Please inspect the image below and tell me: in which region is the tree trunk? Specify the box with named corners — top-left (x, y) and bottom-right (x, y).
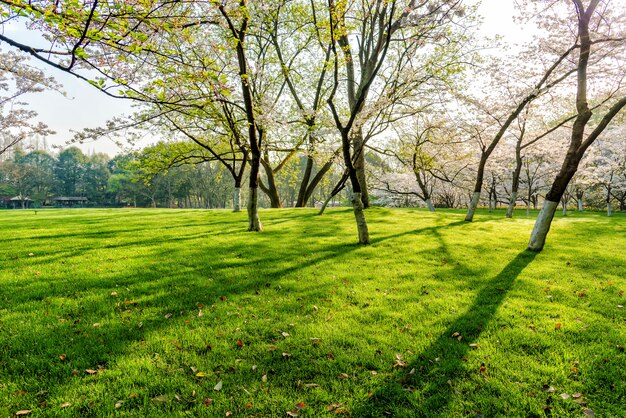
top-left (351, 192), bottom-right (369, 244)
top-left (577, 198), bottom-right (583, 211)
top-left (352, 128), bottom-right (369, 208)
top-left (247, 187), bottom-right (262, 231)
top-left (465, 192), bottom-right (481, 222)
top-left (562, 199), bottom-right (567, 216)
top-left (425, 197), bottom-right (435, 212)
top-left (506, 192), bottom-right (518, 218)
top-left (528, 200), bottom-right (559, 251)
top-left (233, 186), bottom-right (241, 212)
top-left (607, 200), bottom-right (612, 217)
top-left (296, 157), bottom-right (334, 208)
top-left (261, 158), bottom-right (282, 208)
top-left (296, 155), bottom-right (314, 207)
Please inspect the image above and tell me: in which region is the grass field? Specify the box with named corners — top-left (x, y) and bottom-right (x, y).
top-left (0, 208), bottom-right (625, 417)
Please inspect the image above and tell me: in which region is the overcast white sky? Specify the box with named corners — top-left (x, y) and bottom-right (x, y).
top-left (3, 0), bottom-right (524, 157)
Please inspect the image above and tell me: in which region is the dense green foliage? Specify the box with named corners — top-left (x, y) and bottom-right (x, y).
top-left (1, 208), bottom-right (624, 416)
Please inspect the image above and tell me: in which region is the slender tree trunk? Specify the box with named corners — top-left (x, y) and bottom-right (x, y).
top-left (507, 148), bottom-right (523, 218)
top-left (247, 187), bottom-right (262, 231)
top-left (562, 198), bottom-right (568, 216)
top-left (261, 158), bottom-right (282, 208)
top-left (465, 154), bottom-right (488, 221)
top-left (233, 186), bottom-right (241, 212)
top-left (351, 192), bottom-right (369, 244)
top-left (296, 157), bottom-right (334, 208)
top-left (577, 198), bottom-right (583, 211)
top-left (352, 128), bottom-right (369, 208)
top-left (607, 186), bottom-right (612, 217)
top-left (296, 155), bottom-right (314, 207)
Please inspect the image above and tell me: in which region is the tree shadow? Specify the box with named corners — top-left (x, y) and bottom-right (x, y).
top-left (351, 250), bottom-right (538, 417)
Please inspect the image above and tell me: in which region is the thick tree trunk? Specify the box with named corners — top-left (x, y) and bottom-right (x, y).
top-left (465, 192), bottom-right (481, 222)
top-left (607, 201), bottom-right (612, 217)
top-left (528, 200), bottom-right (559, 251)
top-left (506, 191), bottom-right (518, 218)
top-left (233, 187), bottom-right (241, 212)
top-left (351, 192), bottom-right (369, 244)
top-left (247, 187), bottom-right (262, 231)
top-left (425, 197), bottom-right (435, 212)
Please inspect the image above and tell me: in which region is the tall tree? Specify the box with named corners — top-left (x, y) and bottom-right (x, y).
top-left (528, 0), bottom-right (626, 251)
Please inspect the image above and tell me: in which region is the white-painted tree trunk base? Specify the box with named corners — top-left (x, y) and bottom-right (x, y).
top-left (528, 200), bottom-right (558, 252)
top-left (608, 202), bottom-right (612, 217)
top-left (577, 199), bottom-right (583, 211)
top-left (247, 187), bottom-right (263, 231)
top-left (506, 192), bottom-right (517, 218)
top-left (233, 187), bottom-right (241, 212)
top-left (318, 193), bottom-right (333, 215)
top-left (465, 192), bottom-right (481, 222)
top-left (352, 192), bottom-right (369, 244)
top-left (425, 198), bottom-right (435, 212)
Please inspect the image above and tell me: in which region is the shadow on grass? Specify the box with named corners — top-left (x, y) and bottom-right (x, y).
top-left (351, 250), bottom-right (538, 417)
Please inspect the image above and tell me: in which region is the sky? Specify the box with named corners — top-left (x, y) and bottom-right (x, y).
top-left (2, 0), bottom-right (524, 157)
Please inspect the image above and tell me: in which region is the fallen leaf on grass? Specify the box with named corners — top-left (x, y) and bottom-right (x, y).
top-left (262, 375), bottom-right (268, 382)
top-left (85, 369), bottom-right (98, 375)
top-left (393, 359), bottom-right (407, 368)
top-left (469, 343), bottom-right (480, 349)
top-left (479, 363), bottom-right (487, 373)
top-left (115, 400), bottom-right (124, 409)
top-left (339, 373), bottom-right (349, 379)
top-left (282, 352), bottom-right (292, 359)
top-left (110, 292), bottom-right (118, 297)
top-left (327, 403), bottom-right (348, 413)
top-left (214, 381), bottom-right (223, 391)
top-left (60, 402), bottom-right (72, 408)
top-left (59, 354), bottom-right (67, 362)
top-left (245, 403), bottom-right (253, 408)
top-left (236, 340), bottom-right (244, 348)
top-left (286, 412), bottom-right (299, 417)
top-left (203, 398), bottom-right (214, 406)
top-left (281, 332), bottom-right (290, 338)
top-left (572, 393), bottom-right (583, 399)
top-left (15, 410), bottom-right (32, 416)
top-left (543, 385), bottom-right (556, 393)
top-left (555, 322), bottom-right (562, 330)
top-left (195, 372), bottom-right (208, 377)
top-left (304, 383), bottom-right (319, 388)
top-left (164, 313), bottom-right (173, 319)
top-left (560, 393), bottom-right (570, 400)
top-left (583, 408), bottom-right (595, 417)
top-left (618, 305), bottom-right (624, 309)
top-left (152, 395), bottom-right (167, 404)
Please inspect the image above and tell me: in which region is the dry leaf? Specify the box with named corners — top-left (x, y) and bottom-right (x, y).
top-left (469, 343), bottom-right (480, 349)
top-left (339, 373), bottom-right (349, 379)
top-left (59, 354), bottom-right (67, 362)
top-left (152, 395), bottom-right (167, 404)
top-left (92, 323), bottom-right (100, 328)
top-left (60, 402), bottom-right (72, 408)
top-left (164, 313), bottom-right (173, 319)
top-left (214, 381), bottom-right (223, 391)
top-left (543, 385), bottom-right (556, 393)
top-left (85, 369), bottom-right (98, 375)
top-left (479, 363), bottom-right (487, 373)
top-left (245, 403), bottom-right (253, 408)
top-left (196, 372), bottom-right (208, 377)
top-left (555, 322), bottom-right (562, 330)
top-left (110, 292), bottom-right (118, 297)
top-left (282, 352), bottom-right (292, 359)
top-left (262, 374), bottom-right (268, 382)
top-left (583, 408), bottom-right (595, 417)
top-left (286, 411), bottom-right (299, 417)
top-left (115, 400), bottom-right (124, 409)
top-left (225, 412), bottom-right (232, 417)
top-left (560, 393), bottom-right (570, 400)
top-left (236, 340), bottom-right (244, 348)
top-left (203, 398), bottom-right (214, 406)
top-left (282, 332), bottom-right (290, 337)
top-left (572, 393), bottom-right (583, 399)
top-left (15, 411), bottom-right (32, 416)
top-left (295, 402), bottom-right (306, 409)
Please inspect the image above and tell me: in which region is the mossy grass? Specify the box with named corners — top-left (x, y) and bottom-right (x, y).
top-left (0, 208), bottom-right (624, 417)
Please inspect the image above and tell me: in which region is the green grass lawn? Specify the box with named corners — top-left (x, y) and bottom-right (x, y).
top-left (0, 208), bottom-right (624, 417)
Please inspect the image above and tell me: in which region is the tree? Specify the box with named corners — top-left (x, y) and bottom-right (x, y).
top-left (0, 50), bottom-right (56, 158)
top-left (528, 0), bottom-right (626, 251)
